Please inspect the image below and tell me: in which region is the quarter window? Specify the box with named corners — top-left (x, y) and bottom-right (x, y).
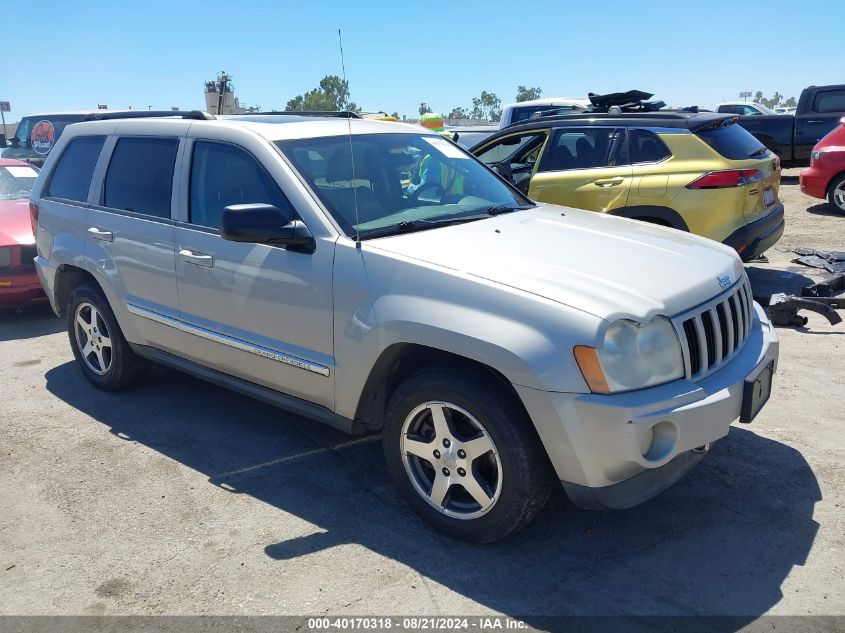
top-left (475, 133), bottom-right (546, 166)
top-left (189, 141), bottom-right (294, 229)
top-left (540, 127), bottom-right (622, 171)
top-left (46, 136), bottom-right (106, 202)
top-left (104, 138), bottom-right (178, 218)
top-left (628, 129), bottom-right (671, 164)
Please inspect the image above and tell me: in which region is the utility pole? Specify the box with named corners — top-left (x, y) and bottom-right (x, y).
top-left (0, 100), bottom-right (9, 140)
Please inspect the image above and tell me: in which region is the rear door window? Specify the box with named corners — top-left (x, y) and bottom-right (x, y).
top-left (696, 124), bottom-right (767, 160)
top-left (104, 137), bottom-right (179, 218)
top-left (46, 136), bottom-right (106, 202)
top-left (539, 127), bottom-right (622, 171)
top-left (812, 89), bottom-right (845, 113)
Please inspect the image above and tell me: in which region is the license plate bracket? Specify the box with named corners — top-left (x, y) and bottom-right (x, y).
top-left (740, 360), bottom-right (774, 423)
top-left (763, 186), bottom-right (775, 207)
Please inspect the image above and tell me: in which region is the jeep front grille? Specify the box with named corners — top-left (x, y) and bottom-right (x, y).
top-left (674, 277), bottom-right (754, 381)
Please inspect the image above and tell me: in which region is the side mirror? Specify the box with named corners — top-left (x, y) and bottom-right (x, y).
top-left (494, 162), bottom-right (514, 182)
top-left (221, 203), bottom-right (315, 253)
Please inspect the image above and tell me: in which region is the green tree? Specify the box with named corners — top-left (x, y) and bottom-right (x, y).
top-left (285, 75), bottom-right (357, 111)
top-left (784, 96), bottom-right (797, 108)
top-left (516, 85), bottom-right (542, 102)
top-left (754, 90), bottom-right (764, 102)
top-left (468, 91), bottom-right (502, 121)
top-left (480, 91), bottom-right (502, 121)
top-left (390, 111), bottom-right (399, 119)
top-left (419, 102), bottom-right (433, 116)
top-left (469, 97), bottom-right (484, 120)
top-left (448, 106), bottom-right (468, 119)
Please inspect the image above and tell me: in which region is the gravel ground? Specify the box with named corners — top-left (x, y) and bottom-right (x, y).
top-left (0, 170), bottom-right (843, 623)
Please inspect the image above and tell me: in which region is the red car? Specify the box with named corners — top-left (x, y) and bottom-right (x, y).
top-left (800, 116), bottom-right (845, 213)
top-left (0, 158), bottom-right (47, 309)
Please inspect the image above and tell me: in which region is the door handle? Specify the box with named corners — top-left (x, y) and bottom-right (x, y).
top-left (87, 227), bottom-right (114, 242)
top-left (807, 120), bottom-right (823, 124)
top-left (593, 177), bottom-right (624, 187)
top-left (179, 249), bottom-right (214, 268)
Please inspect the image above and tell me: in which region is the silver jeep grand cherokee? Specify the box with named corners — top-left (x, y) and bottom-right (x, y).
top-left (30, 112), bottom-right (779, 542)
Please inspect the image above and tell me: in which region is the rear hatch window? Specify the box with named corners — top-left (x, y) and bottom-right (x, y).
top-left (696, 123), bottom-right (768, 160)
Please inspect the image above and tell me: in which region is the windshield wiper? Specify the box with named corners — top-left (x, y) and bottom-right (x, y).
top-left (360, 214), bottom-right (491, 240)
top-left (749, 147), bottom-right (769, 158)
top-left (359, 204), bottom-right (536, 240)
top-left (483, 203), bottom-right (535, 215)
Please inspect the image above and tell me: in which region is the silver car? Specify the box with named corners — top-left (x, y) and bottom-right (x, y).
top-left (30, 112), bottom-right (779, 542)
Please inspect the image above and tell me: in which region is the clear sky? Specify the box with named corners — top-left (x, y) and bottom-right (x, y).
top-left (1, 0), bottom-right (841, 122)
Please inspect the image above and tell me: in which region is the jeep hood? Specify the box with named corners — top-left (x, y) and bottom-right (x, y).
top-left (368, 204), bottom-right (746, 321)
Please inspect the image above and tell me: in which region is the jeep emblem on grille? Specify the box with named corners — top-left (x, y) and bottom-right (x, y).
top-left (718, 275), bottom-right (732, 288)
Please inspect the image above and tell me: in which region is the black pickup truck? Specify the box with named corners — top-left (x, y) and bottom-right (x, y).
top-left (734, 84), bottom-right (845, 167)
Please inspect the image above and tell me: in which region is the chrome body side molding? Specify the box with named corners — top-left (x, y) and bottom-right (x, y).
top-left (126, 303), bottom-right (331, 377)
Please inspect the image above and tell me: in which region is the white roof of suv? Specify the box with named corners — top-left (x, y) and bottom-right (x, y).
top-left (70, 113), bottom-right (424, 142)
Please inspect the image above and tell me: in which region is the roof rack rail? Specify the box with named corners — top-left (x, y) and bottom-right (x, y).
top-left (82, 110), bottom-right (215, 122)
top-left (242, 110), bottom-right (362, 119)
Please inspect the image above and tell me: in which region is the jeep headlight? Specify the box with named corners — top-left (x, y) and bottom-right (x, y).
top-left (574, 317), bottom-right (684, 393)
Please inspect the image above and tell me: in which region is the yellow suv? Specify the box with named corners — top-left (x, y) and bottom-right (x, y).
top-left (471, 112), bottom-right (784, 261)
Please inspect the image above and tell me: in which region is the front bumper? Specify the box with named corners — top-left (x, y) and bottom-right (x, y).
top-left (799, 168), bottom-right (828, 200)
top-left (0, 269), bottom-right (47, 309)
top-left (723, 204), bottom-right (784, 261)
top-left (516, 303), bottom-right (779, 509)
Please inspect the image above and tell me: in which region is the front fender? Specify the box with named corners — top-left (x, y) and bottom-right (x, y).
top-left (332, 241), bottom-right (601, 419)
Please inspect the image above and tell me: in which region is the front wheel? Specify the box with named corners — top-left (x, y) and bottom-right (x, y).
top-left (383, 367), bottom-right (553, 542)
top-left (828, 173), bottom-right (845, 213)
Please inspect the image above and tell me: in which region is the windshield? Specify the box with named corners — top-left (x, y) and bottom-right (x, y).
top-left (0, 164), bottom-right (38, 199)
top-left (276, 133), bottom-right (530, 239)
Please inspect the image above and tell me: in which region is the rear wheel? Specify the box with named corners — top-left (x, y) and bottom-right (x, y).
top-left (67, 283), bottom-right (149, 390)
top-left (828, 174), bottom-right (845, 213)
top-left (383, 367), bottom-right (553, 542)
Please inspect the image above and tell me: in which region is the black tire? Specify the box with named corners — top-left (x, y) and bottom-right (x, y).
top-left (383, 366), bottom-right (553, 542)
top-left (66, 282), bottom-right (149, 390)
top-left (827, 173), bottom-right (845, 213)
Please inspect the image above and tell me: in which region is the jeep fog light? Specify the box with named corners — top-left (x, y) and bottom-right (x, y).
top-left (641, 421), bottom-right (678, 462)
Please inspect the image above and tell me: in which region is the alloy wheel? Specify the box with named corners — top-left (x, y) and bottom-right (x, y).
top-left (400, 401), bottom-right (503, 519)
top-left (74, 302), bottom-right (113, 375)
top-left (833, 181), bottom-right (845, 211)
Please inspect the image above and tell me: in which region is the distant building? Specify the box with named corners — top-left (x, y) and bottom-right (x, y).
top-left (204, 71), bottom-right (257, 115)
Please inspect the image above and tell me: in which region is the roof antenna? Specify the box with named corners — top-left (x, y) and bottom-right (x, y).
top-left (338, 28), bottom-right (361, 245)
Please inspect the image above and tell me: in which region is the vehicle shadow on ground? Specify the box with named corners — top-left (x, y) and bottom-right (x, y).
top-left (780, 175), bottom-right (800, 185)
top-left (746, 265), bottom-right (816, 299)
top-left (0, 304), bottom-right (62, 341)
top-left (806, 203), bottom-right (843, 217)
top-left (45, 362), bottom-right (820, 627)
